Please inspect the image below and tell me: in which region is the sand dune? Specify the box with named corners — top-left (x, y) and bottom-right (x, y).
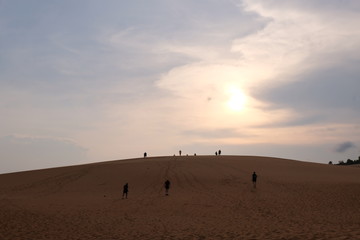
top-left (0, 155), bottom-right (359, 239)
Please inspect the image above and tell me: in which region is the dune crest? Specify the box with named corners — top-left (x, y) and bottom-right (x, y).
top-left (1, 156), bottom-right (360, 239)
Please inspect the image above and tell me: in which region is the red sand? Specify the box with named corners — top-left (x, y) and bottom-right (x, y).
top-left (0, 155), bottom-right (359, 239)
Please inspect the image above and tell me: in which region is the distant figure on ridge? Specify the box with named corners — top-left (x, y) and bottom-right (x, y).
top-left (252, 172), bottom-right (257, 188)
top-left (123, 183), bottom-right (129, 199)
top-left (164, 180), bottom-right (171, 196)
top-left (144, 152), bottom-right (147, 158)
top-left (218, 149), bottom-right (221, 155)
top-left (215, 151), bottom-right (218, 156)
top-left (179, 150), bottom-right (182, 156)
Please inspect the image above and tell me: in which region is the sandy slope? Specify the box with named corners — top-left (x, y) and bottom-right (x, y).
top-left (0, 155), bottom-right (359, 240)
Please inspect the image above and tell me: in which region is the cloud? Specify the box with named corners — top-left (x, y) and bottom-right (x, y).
top-left (255, 115), bottom-right (324, 128)
top-left (183, 128), bottom-right (255, 139)
top-left (334, 141), bottom-right (356, 153)
top-left (254, 61), bottom-right (360, 124)
top-left (1, 0), bottom-right (360, 171)
top-left (0, 135), bottom-right (87, 173)
top-left (237, 0), bottom-right (360, 80)
top-left (240, 1), bottom-right (360, 131)
top-left (235, 1), bottom-right (360, 124)
top-left (154, 0), bottom-right (360, 149)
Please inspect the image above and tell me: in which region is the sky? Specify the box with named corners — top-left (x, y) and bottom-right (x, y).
top-left (1, 0), bottom-right (360, 173)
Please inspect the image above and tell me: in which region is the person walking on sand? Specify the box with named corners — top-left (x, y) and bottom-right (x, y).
top-left (252, 172), bottom-right (257, 188)
top-left (164, 180), bottom-right (171, 196)
top-left (179, 150), bottom-right (182, 156)
top-left (123, 183), bottom-right (129, 199)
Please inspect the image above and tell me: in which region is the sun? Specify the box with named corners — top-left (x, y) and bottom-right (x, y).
top-left (226, 87), bottom-right (247, 112)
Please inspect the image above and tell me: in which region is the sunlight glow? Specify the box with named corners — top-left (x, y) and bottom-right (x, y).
top-left (226, 87), bottom-right (247, 112)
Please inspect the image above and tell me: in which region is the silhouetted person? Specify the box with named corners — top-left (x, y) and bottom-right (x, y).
top-left (164, 180), bottom-right (171, 196)
top-left (144, 152), bottom-right (147, 158)
top-left (215, 151), bottom-right (218, 156)
top-left (218, 150), bottom-right (221, 155)
top-left (252, 172), bottom-right (257, 188)
top-left (179, 150), bottom-right (182, 156)
top-left (123, 183), bottom-right (129, 199)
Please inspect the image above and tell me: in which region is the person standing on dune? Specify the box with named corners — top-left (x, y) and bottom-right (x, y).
top-left (164, 180), bottom-right (171, 196)
top-left (252, 172), bottom-right (257, 188)
top-left (123, 183), bottom-right (129, 199)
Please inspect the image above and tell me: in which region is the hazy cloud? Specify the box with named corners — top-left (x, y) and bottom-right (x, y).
top-left (1, 0), bottom-right (360, 172)
top-left (334, 141), bottom-right (356, 153)
top-left (183, 128), bottom-right (255, 139)
top-left (255, 115), bottom-right (324, 128)
top-left (0, 135), bottom-right (87, 173)
top-left (254, 58), bottom-right (360, 113)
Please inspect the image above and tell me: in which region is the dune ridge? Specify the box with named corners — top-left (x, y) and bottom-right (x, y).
top-left (1, 155), bottom-right (360, 239)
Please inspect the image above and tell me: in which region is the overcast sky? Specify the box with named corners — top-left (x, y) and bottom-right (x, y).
top-left (1, 0), bottom-right (360, 173)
